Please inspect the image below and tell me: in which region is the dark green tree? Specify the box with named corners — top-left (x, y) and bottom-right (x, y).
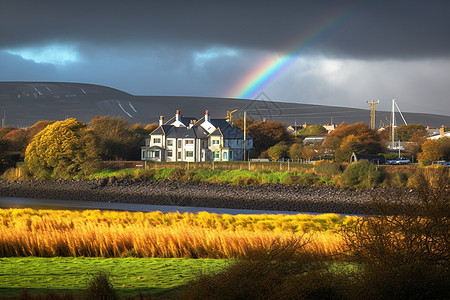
top-left (396, 124), bottom-right (427, 141)
top-left (89, 116), bottom-right (151, 161)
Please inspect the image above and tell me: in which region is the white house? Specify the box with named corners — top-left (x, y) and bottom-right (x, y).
top-left (141, 110), bottom-right (253, 162)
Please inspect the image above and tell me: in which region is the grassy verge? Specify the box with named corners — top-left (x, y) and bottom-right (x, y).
top-left (87, 167), bottom-right (336, 186)
top-left (0, 257), bottom-right (229, 298)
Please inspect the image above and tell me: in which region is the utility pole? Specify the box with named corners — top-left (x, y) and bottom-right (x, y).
top-left (366, 100), bottom-right (379, 130)
top-left (1, 110), bottom-right (5, 128)
top-left (243, 110), bottom-right (247, 161)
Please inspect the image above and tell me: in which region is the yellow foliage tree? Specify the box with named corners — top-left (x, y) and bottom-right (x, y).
top-left (25, 118), bottom-right (102, 178)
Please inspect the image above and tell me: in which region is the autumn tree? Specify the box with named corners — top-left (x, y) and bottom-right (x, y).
top-left (267, 142), bottom-right (289, 160)
top-left (246, 120), bottom-right (291, 154)
top-left (144, 123), bottom-right (158, 133)
top-left (302, 145), bottom-right (320, 160)
top-left (232, 117), bottom-right (257, 133)
top-left (404, 130), bottom-right (429, 158)
top-left (0, 139), bottom-right (8, 172)
top-left (418, 137), bottom-right (450, 165)
top-left (322, 122), bottom-right (387, 162)
top-left (25, 118), bottom-right (102, 178)
top-left (89, 116), bottom-right (152, 161)
top-left (289, 142), bottom-right (304, 160)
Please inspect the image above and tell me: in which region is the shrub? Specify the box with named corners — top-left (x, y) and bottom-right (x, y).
top-left (181, 238), bottom-right (350, 300)
top-left (392, 170), bottom-right (409, 186)
top-left (341, 160), bottom-right (381, 188)
top-left (343, 168), bottom-right (450, 299)
top-left (314, 160), bottom-right (343, 177)
top-left (283, 173), bottom-right (319, 186)
top-left (83, 271), bottom-right (118, 300)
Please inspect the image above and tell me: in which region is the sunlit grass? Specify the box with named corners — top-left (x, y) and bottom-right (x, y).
top-left (0, 209), bottom-right (356, 258)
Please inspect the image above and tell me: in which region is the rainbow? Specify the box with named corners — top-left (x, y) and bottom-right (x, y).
top-left (228, 2), bottom-right (365, 99)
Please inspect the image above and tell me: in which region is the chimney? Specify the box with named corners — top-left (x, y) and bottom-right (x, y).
top-left (176, 110), bottom-right (181, 122)
top-left (440, 125), bottom-right (445, 137)
top-left (205, 110), bottom-right (210, 122)
top-left (189, 119), bottom-right (195, 128)
top-left (159, 116), bottom-right (164, 126)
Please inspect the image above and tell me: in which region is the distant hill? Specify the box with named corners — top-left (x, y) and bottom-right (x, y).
top-left (0, 82), bottom-right (448, 128)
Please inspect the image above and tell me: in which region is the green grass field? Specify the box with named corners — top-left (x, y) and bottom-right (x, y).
top-left (0, 257), bottom-right (230, 298)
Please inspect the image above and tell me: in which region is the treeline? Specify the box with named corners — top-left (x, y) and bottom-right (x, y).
top-left (1, 116), bottom-right (449, 179)
top-left (0, 116), bottom-right (157, 176)
top-left (233, 118), bottom-right (450, 165)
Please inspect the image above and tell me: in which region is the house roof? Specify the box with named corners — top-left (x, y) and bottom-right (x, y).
top-left (149, 125), bottom-right (173, 136)
top-left (221, 126), bottom-right (246, 139)
top-left (209, 119), bottom-right (231, 130)
top-left (208, 127), bottom-right (223, 137)
top-left (165, 126), bottom-right (209, 139)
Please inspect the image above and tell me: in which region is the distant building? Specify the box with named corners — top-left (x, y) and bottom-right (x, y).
top-left (303, 137), bottom-right (325, 145)
top-left (429, 125), bottom-right (450, 140)
top-left (141, 110), bottom-right (253, 162)
top-left (323, 123), bottom-right (336, 133)
top-left (350, 152), bottom-right (385, 165)
top-left (287, 124), bottom-right (304, 134)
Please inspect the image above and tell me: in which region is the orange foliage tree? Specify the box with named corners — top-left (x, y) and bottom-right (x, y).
top-left (418, 137), bottom-right (450, 165)
top-left (322, 122), bottom-right (387, 162)
top-left (246, 120), bottom-right (291, 154)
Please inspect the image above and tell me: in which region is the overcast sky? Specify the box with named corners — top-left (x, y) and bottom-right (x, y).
top-left (1, 0), bottom-right (450, 116)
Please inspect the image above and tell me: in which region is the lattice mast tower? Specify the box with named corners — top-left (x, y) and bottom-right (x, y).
top-left (366, 100), bottom-right (379, 130)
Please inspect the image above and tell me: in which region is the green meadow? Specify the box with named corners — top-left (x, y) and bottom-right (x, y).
top-left (0, 257), bottom-right (229, 298)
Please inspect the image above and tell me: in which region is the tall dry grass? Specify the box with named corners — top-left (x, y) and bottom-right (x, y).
top-left (0, 209), bottom-right (353, 258)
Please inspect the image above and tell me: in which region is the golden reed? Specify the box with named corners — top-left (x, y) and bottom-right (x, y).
top-left (0, 209), bottom-right (355, 258)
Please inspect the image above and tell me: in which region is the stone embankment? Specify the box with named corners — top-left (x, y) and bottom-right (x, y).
top-left (0, 179), bottom-right (415, 215)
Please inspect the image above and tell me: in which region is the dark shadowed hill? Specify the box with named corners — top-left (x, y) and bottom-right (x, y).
top-left (0, 82), bottom-right (448, 128)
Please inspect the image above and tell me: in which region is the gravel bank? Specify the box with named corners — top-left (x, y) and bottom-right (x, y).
top-left (0, 179), bottom-right (415, 215)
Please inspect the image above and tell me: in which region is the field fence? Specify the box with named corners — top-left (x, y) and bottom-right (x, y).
top-left (103, 160), bottom-right (316, 173)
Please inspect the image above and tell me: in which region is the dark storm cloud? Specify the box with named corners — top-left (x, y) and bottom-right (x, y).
top-left (1, 0), bottom-right (450, 59)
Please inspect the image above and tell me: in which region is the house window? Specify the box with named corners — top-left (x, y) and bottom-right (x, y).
top-left (185, 140), bottom-right (194, 145)
top-left (178, 151), bottom-right (182, 160)
top-left (223, 151), bottom-right (228, 160)
top-left (212, 139), bottom-right (220, 145)
top-left (177, 140), bottom-right (182, 148)
top-left (186, 151), bottom-right (194, 158)
top-left (150, 150), bottom-right (160, 158)
top-left (153, 138), bottom-right (161, 144)
top-left (167, 140), bottom-right (173, 146)
top-left (213, 151), bottom-right (220, 159)
top-left (229, 150), bottom-right (233, 160)
top-left (168, 150), bottom-right (173, 157)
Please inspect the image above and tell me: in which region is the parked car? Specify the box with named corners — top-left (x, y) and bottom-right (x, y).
top-left (386, 157), bottom-right (411, 165)
top-left (432, 161), bottom-right (450, 167)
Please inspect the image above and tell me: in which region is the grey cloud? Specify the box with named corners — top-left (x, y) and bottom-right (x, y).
top-left (1, 0), bottom-right (450, 59)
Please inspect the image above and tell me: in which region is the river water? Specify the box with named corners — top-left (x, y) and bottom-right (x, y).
top-left (0, 197), bottom-right (312, 215)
